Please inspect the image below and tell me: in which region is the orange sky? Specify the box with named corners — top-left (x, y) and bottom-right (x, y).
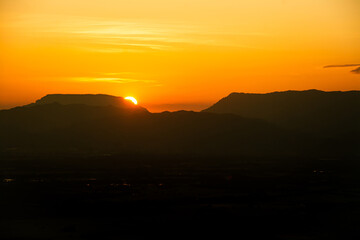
top-left (1, 0), bottom-right (359, 112)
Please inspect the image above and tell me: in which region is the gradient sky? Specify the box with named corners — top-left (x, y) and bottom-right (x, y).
top-left (1, 0), bottom-right (359, 112)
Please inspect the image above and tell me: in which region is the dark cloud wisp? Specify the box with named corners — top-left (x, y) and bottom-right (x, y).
top-left (350, 67), bottom-right (360, 74)
top-left (323, 64), bottom-right (360, 68)
top-left (324, 64), bottom-right (360, 74)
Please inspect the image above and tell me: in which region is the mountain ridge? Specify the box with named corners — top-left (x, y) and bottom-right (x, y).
top-left (202, 89), bottom-right (360, 135)
top-left (24, 93), bottom-right (149, 113)
top-left (1, 90), bottom-right (358, 157)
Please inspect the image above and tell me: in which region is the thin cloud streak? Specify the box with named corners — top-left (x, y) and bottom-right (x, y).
top-left (324, 64), bottom-right (360, 68)
top-left (14, 15), bottom-right (267, 52)
top-left (350, 67), bottom-right (360, 74)
top-left (323, 64), bottom-right (360, 75)
top-left (70, 77), bottom-right (157, 84)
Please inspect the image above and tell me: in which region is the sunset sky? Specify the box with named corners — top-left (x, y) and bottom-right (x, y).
top-left (1, 0), bottom-right (359, 112)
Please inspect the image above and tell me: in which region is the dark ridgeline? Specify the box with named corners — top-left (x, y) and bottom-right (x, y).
top-left (0, 90), bottom-right (359, 156)
top-left (203, 89), bottom-right (360, 135)
top-left (1, 90), bottom-right (360, 239)
top-left (27, 93), bottom-right (149, 111)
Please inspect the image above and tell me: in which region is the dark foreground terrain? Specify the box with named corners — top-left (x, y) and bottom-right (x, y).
top-left (1, 154), bottom-right (360, 240)
top-left (1, 91), bottom-right (359, 239)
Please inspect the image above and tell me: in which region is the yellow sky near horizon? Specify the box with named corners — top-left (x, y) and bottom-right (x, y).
top-left (0, 0), bottom-right (359, 112)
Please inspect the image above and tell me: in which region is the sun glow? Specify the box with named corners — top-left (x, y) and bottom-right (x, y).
top-left (125, 96), bottom-right (138, 105)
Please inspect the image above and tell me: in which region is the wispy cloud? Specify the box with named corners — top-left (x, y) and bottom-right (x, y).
top-left (14, 15), bottom-right (267, 52)
top-left (70, 77), bottom-right (156, 84)
top-left (68, 72), bottom-right (160, 85)
top-left (100, 72), bottom-right (135, 76)
top-left (324, 64), bottom-right (360, 75)
top-left (350, 67), bottom-right (360, 74)
top-left (324, 64), bottom-right (360, 68)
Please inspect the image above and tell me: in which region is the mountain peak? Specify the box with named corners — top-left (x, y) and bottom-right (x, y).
top-left (27, 94), bottom-right (148, 112)
top-left (202, 89), bottom-right (360, 134)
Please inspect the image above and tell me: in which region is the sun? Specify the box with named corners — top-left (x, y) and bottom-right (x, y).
top-left (125, 96), bottom-right (138, 105)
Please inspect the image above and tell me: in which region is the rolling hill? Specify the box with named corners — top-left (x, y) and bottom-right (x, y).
top-left (0, 92), bottom-right (358, 157)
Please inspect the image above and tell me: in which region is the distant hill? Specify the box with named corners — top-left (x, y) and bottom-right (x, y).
top-left (0, 92), bottom-right (358, 157)
top-left (27, 94), bottom-right (148, 113)
top-left (0, 103), bottom-right (292, 157)
top-left (203, 90), bottom-right (360, 135)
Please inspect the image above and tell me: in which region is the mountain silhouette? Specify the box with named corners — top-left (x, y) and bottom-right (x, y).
top-left (27, 94), bottom-right (148, 113)
top-left (0, 91), bottom-right (358, 157)
top-left (0, 103), bottom-right (291, 156)
top-left (203, 90), bottom-right (360, 136)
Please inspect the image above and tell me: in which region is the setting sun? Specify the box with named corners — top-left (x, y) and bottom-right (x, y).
top-left (125, 96), bottom-right (138, 105)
